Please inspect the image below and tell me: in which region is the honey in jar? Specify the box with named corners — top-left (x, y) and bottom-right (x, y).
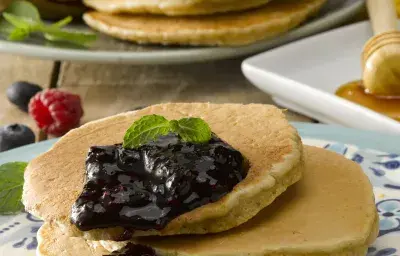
top-left (335, 80), bottom-right (400, 122)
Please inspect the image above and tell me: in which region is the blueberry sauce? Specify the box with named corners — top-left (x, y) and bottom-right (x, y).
top-left (71, 133), bottom-right (247, 232)
top-left (106, 243), bottom-right (157, 256)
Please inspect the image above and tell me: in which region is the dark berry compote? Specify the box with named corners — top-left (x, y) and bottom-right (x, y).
top-left (71, 133), bottom-right (247, 234)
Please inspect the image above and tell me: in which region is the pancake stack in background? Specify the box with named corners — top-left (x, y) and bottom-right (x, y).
top-left (82, 0), bottom-right (327, 46)
top-left (22, 103), bottom-right (379, 256)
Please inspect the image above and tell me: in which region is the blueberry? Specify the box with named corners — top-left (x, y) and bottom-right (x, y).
top-left (0, 124), bottom-right (35, 152)
top-left (7, 81), bottom-right (43, 112)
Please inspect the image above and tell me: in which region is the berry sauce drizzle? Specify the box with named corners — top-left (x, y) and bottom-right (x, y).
top-left (71, 133), bottom-right (246, 233)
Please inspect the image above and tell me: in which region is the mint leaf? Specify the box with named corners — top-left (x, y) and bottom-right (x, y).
top-left (170, 118), bottom-right (211, 144)
top-left (0, 0), bottom-right (39, 38)
top-left (5, 0), bottom-right (41, 21)
top-left (0, 162), bottom-right (28, 215)
top-left (40, 26), bottom-right (97, 45)
top-left (3, 13), bottom-right (33, 29)
top-left (0, 0), bottom-right (97, 46)
top-left (123, 115), bottom-right (213, 148)
top-left (123, 115), bottom-right (171, 149)
top-left (8, 27), bottom-right (30, 40)
top-left (50, 16), bottom-right (72, 28)
top-left (2, 13), bottom-right (38, 41)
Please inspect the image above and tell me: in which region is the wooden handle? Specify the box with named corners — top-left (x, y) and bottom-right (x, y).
top-left (367, 0), bottom-right (398, 35)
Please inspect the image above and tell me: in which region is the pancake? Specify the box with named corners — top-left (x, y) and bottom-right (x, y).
top-left (23, 103), bottom-right (304, 240)
top-left (37, 224), bottom-right (109, 256)
top-left (83, 0), bottom-right (326, 46)
top-left (83, 0), bottom-right (273, 16)
top-left (37, 146), bottom-right (379, 256)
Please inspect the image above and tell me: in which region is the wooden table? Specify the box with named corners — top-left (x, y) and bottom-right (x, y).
top-left (0, 55), bottom-right (316, 140)
top-left (0, 8), bottom-right (369, 141)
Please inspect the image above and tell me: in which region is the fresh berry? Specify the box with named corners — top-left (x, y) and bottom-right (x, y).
top-left (6, 81), bottom-right (43, 112)
top-left (0, 124), bottom-right (35, 152)
top-left (29, 89), bottom-right (84, 137)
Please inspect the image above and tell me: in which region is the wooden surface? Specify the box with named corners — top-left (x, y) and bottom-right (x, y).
top-left (0, 55), bottom-right (314, 140)
top-left (0, 55), bottom-right (54, 138)
top-left (59, 58), bottom-right (314, 124)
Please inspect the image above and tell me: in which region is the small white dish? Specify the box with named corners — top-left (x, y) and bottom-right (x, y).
top-left (242, 21), bottom-right (400, 134)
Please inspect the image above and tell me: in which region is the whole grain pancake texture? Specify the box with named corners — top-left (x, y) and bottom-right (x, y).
top-left (83, 0), bottom-right (327, 46)
top-left (37, 146), bottom-right (378, 256)
top-left (23, 103), bottom-right (304, 241)
top-left (84, 0), bottom-right (273, 16)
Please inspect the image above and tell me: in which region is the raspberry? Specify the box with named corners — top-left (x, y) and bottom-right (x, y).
top-left (29, 89), bottom-right (84, 136)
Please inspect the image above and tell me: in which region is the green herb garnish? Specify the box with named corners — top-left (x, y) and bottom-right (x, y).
top-left (123, 115), bottom-right (212, 149)
top-left (0, 0), bottom-right (96, 46)
top-left (170, 118), bottom-right (212, 144)
top-left (123, 115), bottom-right (172, 149)
top-left (0, 162), bottom-right (28, 215)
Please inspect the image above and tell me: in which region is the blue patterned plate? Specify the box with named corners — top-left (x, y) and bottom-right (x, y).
top-left (0, 124), bottom-right (399, 256)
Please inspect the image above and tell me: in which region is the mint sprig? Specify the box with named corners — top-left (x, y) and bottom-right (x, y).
top-left (170, 118), bottom-right (212, 144)
top-left (0, 0), bottom-right (96, 46)
top-left (0, 162), bottom-right (28, 215)
top-left (123, 115), bottom-right (171, 149)
top-left (123, 115), bottom-right (212, 149)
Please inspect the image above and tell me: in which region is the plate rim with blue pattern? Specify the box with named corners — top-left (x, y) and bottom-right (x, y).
top-left (0, 123), bottom-right (399, 256)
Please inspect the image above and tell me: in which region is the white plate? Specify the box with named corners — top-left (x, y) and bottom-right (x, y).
top-left (0, 0), bottom-right (363, 64)
top-left (242, 20), bottom-right (400, 134)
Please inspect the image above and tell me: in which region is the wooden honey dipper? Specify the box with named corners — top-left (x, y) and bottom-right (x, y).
top-left (363, 0), bottom-right (400, 96)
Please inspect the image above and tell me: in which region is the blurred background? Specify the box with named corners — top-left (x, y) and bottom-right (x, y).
top-left (0, 0), bottom-right (399, 151)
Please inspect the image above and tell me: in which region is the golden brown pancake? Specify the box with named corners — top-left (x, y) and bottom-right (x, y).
top-left (23, 103), bottom-right (303, 240)
top-left (83, 0), bottom-right (326, 46)
top-left (37, 146), bottom-right (378, 256)
top-left (83, 0), bottom-right (273, 16)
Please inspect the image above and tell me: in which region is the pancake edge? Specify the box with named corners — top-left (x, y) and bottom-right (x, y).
top-left (82, 0), bottom-right (326, 46)
top-left (83, 0), bottom-right (272, 16)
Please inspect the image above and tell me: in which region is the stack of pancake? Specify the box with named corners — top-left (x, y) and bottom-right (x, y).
top-left (22, 103), bottom-right (379, 256)
top-left (82, 0), bottom-right (327, 46)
